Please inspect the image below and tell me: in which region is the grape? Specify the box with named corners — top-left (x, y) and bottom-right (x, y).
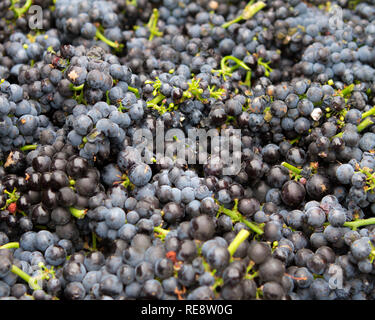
top-left (0, 0), bottom-right (374, 301)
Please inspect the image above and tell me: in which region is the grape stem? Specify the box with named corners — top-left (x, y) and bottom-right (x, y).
top-left (208, 86), bottom-right (226, 99)
top-left (246, 271), bottom-right (259, 280)
top-left (240, 70), bottom-right (252, 88)
top-left (361, 106), bottom-right (375, 120)
top-left (281, 162), bottom-right (302, 175)
top-left (257, 57), bottom-right (273, 77)
top-left (212, 55), bottom-right (251, 81)
top-left (217, 199), bottom-right (264, 235)
top-left (222, 56), bottom-right (251, 72)
top-left (0, 242), bottom-right (20, 250)
top-left (281, 161), bottom-right (304, 181)
top-left (70, 84), bottom-right (84, 91)
top-left (355, 165), bottom-right (375, 193)
top-left (128, 86), bottom-right (140, 98)
top-left (70, 85), bottom-right (86, 105)
top-left (122, 174), bottom-right (133, 189)
top-left (20, 144), bottom-right (37, 151)
top-left (221, 1), bottom-right (266, 28)
top-left (343, 218), bottom-right (375, 231)
top-left (92, 232), bottom-right (97, 251)
top-left (357, 117), bottom-right (374, 132)
top-left (211, 277), bottom-right (223, 292)
top-left (95, 29), bottom-right (122, 49)
top-left (340, 84), bottom-right (354, 98)
top-left (11, 265), bottom-right (41, 291)
top-left (154, 226), bottom-right (169, 236)
top-left (147, 94), bottom-right (167, 114)
top-left (1, 188), bottom-right (20, 211)
top-left (227, 229), bottom-right (250, 257)
top-left (289, 137), bottom-right (300, 145)
top-left (117, 102), bottom-right (128, 112)
top-left (186, 78), bottom-right (206, 102)
top-left (147, 8), bottom-right (163, 41)
top-left (69, 207), bottom-right (87, 219)
top-left (333, 117), bottom-right (374, 139)
top-left (11, 0), bottom-right (33, 18)
top-left (154, 226), bottom-right (169, 241)
top-left (38, 262), bottom-right (56, 280)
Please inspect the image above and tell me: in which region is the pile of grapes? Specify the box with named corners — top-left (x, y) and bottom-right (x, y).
top-left (0, 0), bottom-right (375, 300)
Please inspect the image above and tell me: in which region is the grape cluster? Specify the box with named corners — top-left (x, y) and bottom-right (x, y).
top-left (1, 0), bottom-right (375, 301)
top-left (54, 0), bottom-right (124, 49)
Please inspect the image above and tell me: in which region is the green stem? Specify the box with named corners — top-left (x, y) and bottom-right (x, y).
top-left (341, 84), bottom-right (355, 98)
top-left (70, 84), bottom-right (84, 91)
top-left (106, 90), bottom-right (111, 105)
top-left (92, 232), bottom-right (97, 251)
top-left (95, 29), bottom-right (122, 49)
top-left (246, 261), bottom-right (255, 274)
top-left (1, 188), bottom-right (20, 211)
top-left (343, 218), bottom-right (375, 231)
top-left (128, 86), bottom-right (140, 98)
top-left (200, 256), bottom-right (211, 272)
top-left (257, 58), bottom-right (273, 77)
top-left (154, 226), bottom-right (169, 241)
top-left (47, 46), bottom-right (56, 54)
top-left (281, 162), bottom-right (302, 175)
top-left (247, 271), bottom-right (259, 280)
top-left (11, 265), bottom-right (41, 291)
top-left (218, 200), bottom-right (264, 235)
top-left (358, 117), bottom-right (375, 132)
top-left (147, 8), bottom-right (163, 41)
top-left (69, 207), bottom-right (87, 219)
top-left (12, 0), bottom-right (33, 18)
top-left (117, 174), bottom-right (134, 189)
top-left (0, 242), bottom-right (19, 250)
top-left (289, 137), bottom-right (300, 145)
top-left (240, 70), bottom-right (252, 88)
top-left (227, 229), bottom-right (250, 257)
top-left (242, 0), bottom-right (266, 19)
top-left (213, 55), bottom-right (251, 81)
top-left (242, 220), bottom-right (264, 234)
top-left (256, 287), bottom-right (263, 299)
top-left (221, 1), bottom-right (266, 28)
top-left (76, 89), bottom-right (86, 105)
top-left (211, 277), bottom-right (224, 292)
top-left (222, 56), bottom-right (251, 72)
top-left (361, 106), bottom-right (375, 120)
top-left (333, 117), bottom-right (374, 139)
top-left (20, 144), bottom-right (37, 151)
top-left (154, 226), bottom-right (169, 237)
top-left (118, 102), bottom-right (128, 112)
top-left (148, 94), bottom-right (165, 105)
top-left (209, 86), bottom-right (226, 99)
top-left (147, 94), bottom-right (166, 114)
top-left (187, 78), bottom-right (206, 102)
top-left (358, 166), bottom-right (375, 193)
top-left (221, 15), bottom-right (244, 29)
